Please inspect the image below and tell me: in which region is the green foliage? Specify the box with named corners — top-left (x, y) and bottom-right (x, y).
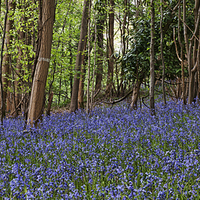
top-left (46, 0), bottom-right (83, 106)
top-left (1, 1), bottom-right (38, 96)
top-left (0, 0), bottom-right (197, 108)
top-left (122, 16), bottom-right (157, 82)
top-left (122, 0), bottom-right (194, 83)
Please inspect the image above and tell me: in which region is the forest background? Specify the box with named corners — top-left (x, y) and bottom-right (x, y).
top-left (0, 0), bottom-right (199, 124)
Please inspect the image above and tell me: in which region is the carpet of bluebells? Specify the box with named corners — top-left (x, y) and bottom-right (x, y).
top-left (0, 100), bottom-right (200, 199)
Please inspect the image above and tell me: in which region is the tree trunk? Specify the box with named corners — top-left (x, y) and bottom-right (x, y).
top-left (178, 0), bottom-right (186, 104)
top-left (198, 29), bottom-right (200, 103)
top-left (86, 2), bottom-right (91, 114)
top-left (78, 15), bottom-right (88, 110)
top-left (183, 0), bottom-right (189, 62)
top-left (0, 0), bottom-right (8, 123)
top-left (130, 0), bottom-right (141, 106)
top-left (91, 23), bottom-right (97, 110)
top-left (176, 77), bottom-right (182, 99)
top-left (188, 71), bottom-right (195, 103)
top-left (95, 2), bottom-right (105, 91)
top-left (70, 0), bottom-right (89, 112)
top-left (46, 91), bottom-right (53, 116)
top-left (119, 0), bottom-right (127, 96)
top-left (150, 0), bottom-right (155, 115)
top-left (58, 66), bottom-right (63, 105)
top-left (160, 0), bottom-right (166, 105)
top-left (130, 80), bottom-right (141, 109)
top-left (106, 0), bottom-right (114, 96)
top-left (2, 0), bottom-right (15, 118)
top-left (15, 25), bottom-right (25, 111)
top-left (69, 25), bottom-right (73, 98)
top-left (27, 0), bottom-right (55, 125)
top-left (78, 61), bottom-right (86, 109)
top-left (188, 2), bottom-right (200, 104)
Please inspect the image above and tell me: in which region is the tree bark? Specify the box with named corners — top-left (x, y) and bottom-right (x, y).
top-left (150, 0), bottom-right (155, 115)
top-left (183, 0), bottom-right (189, 64)
top-left (106, 0), bottom-right (114, 96)
top-left (119, 0), bottom-right (128, 96)
top-left (86, 2), bottom-right (91, 114)
top-left (77, 9), bottom-right (89, 110)
top-left (15, 25), bottom-right (25, 110)
top-left (0, 0), bottom-right (8, 123)
top-left (178, 0), bottom-right (186, 104)
top-left (130, 80), bottom-right (141, 109)
top-left (69, 25), bottom-right (73, 98)
top-left (198, 29), bottom-right (200, 103)
top-left (160, 0), bottom-right (166, 105)
top-left (70, 0), bottom-right (89, 112)
top-left (91, 23), bottom-right (97, 110)
top-left (188, 2), bottom-right (200, 104)
top-left (2, 0), bottom-right (15, 118)
top-left (46, 91), bottom-right (53, 116)
top-left (77, 32), bottom-right (87, 110)
top-left (78, 60), bottom-right (86, 109)
top-left (95, 1), bottom-right (105, 91)
top-left (27, 0), bottom-right (55, 125)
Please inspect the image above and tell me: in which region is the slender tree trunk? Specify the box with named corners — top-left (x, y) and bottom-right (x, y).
top-left (198, 52), bottom-right (200, 103)
top-left (126, 0), bottom-right (130, 51)
top-left (188, 71), bottom-right (196, 103)
top-left (6, 66), bottom-right (11, 113)
top-left (198, 29), bottom-right (200, 103)
top-left (86, 2), bottom-right (91, 114)
top-left (95, 2), bottom-right (105, 91)
top-left (130, 0), bottom-right (140, 106)
top-left (183, 0), bottom-right (188, 63)
top-left (48, 60), bottom-right (56, 96)
top-left (2, 0), bottom-right (15, 118)
top-left (150, 0), bottom-right (155, 115)
top-left (130, 80), bottom-right (141, 109)
top-left (69, 24), bottom-right (73, 98)
top-left (120, 0), bottom-right (127, 96)
top-left (78, 18), bottom-right (88, 109)
top-left (122, 0), bottom-right (127, 56)
top-left (77, 38), bottom-right (88, 110)
top-left (178, 0), bottom-right (186, 104)
top-left (27, 0), bottom-right (55, 125)
top-left (0, 0), bottom-right (8, 123)
top-left (78, 60), bottom-right (86, 109)
top-left (91, 22), bottom-right (97, 110)
top-left (58, 66), bottom-right (63, 105)
top-left (15, 25), bottom-right (25, 111)
top-left (46, 91), bottom-right (53, 116)
top-left (106, 0), bottom-right (114, 96)
top-left (160, 0), bottom-right (166, 105)
top-left (188, 2), bottom-right (200, 104)
top-left (70, 0), bottom-right (89, 112)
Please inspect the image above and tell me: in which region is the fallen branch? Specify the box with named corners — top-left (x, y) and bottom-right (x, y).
top-left (102, 89), bottom-right (133, 105)
top-left (142, 94), bottom-right (150, 109)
